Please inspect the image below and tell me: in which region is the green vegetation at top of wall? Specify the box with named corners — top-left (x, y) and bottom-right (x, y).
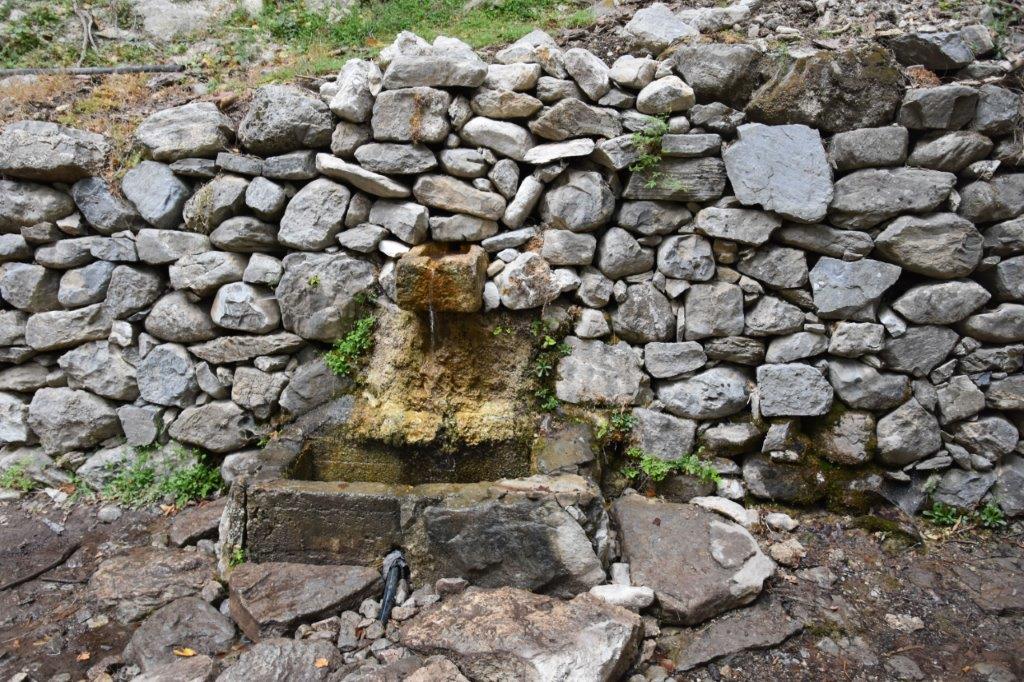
top-left (254, 0), bottom-right (590, 53)
top-left (0, 0), bottom-right (594, 80)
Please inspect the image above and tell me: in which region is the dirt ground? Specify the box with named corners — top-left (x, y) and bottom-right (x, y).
top-left (1, 495), bottom-right (1021, 681)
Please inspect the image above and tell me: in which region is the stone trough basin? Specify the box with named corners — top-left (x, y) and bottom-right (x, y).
top-left (219, 302), bottom-right (613, 595)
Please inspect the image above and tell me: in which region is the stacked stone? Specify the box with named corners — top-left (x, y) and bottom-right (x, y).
top-left (0, 25), bottom-right (1021, 516)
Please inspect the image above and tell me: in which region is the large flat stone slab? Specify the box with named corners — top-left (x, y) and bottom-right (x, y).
top-left (612, 495), bottom-right (775, 625)
top-left (228, 561), bottom-right (379, 640)
top-left (660, 595), bottom-right (802, 671)
top-left (400, 586), bottom-right (643, 682)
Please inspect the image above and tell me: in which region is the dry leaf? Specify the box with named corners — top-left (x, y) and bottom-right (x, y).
top-left (314, 658), bottom-right (330, 669)
top-left (76, 651), bottom-right (91, 661)
top-left (173, 647), bottom-right (197, 657)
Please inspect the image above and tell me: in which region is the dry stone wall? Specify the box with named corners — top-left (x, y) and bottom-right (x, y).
top-left (0, 26), bottom-right (1022, 516)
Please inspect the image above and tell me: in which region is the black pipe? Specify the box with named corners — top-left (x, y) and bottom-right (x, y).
top-left (378, 549), bottom-right (408, 624)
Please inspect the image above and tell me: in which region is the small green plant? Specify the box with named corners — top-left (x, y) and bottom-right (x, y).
top-left (307, 274), bottom-right (321, 287)
top-left (161, 457), bottom-right (225, 508)
top-left (923, 501), bottom-right (964, 527)
top-left (229, 545), bottom-right (246, 568)
top-left (0, 461), bottom-right (37, 492)
top-left (621, 446), bottom-right (720, 491)
top-left (102, 446), bottom-right (224, 508)
top-left (535, 387), bottom-right (559, 413)
top-left (103, 454), bottom-right (159, 506)
top-left (324, 313), bottom-right (376, 378)
top-left (533, 355), bottom-right (554, 378)
top-left (978, 501), bottom-right (1007, 529)
top-left (629, 115), bottom-right (670, 187)
top-left (596, 410), bottom-right (637, 442)
top-left (492, 325), bottom-right (514, 336)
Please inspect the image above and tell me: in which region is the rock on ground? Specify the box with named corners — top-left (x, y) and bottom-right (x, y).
top-left (400, 586), bottom-right (643, 682)
top-left (612, 495), bottom-right (774, 625)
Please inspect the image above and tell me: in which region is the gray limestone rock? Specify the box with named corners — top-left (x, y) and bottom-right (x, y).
top-left (643, 341), bottom-right (707, 379)
top-left (659, 366), bottom-right (750, 419)
top-left (828, 168), bottom-right (957, 230)
top-left (122, 162), bottom-right (190, 230)
top-left (736, 245), bottom-right (808, 289)
top-left (958, 174), bottom-right (1024, 224)
top-left (412, 175), bottom-right (505, 220)
top-left (28, 387), bottom-right (120, 453)
top-left (0, 263), bottom-right (61, 312)
top-left (168, 401), bottom-right (254, 453)
top-left (971, 84), bottom-right (1021, 136)
top-left (809, 257), bottom-right (902, 320)
top-left (637, 76), bottom-right (695, 115)
top-left (182, 175), bottom-right (249, 235)
top-left (137, 343), bottom-right (200, 408)
top-left (144, 292), bottom-right (218, 344)
top-left (684, 282), bottom-right (744, 340)
top-left (556, 337), bottom-right (644, 405)
top-left (757, 364), bottom-right (833, 417)
top-left (136, 229), bottom-right (211, 265)
top-left (876, 399), bottom-right (942, 467)
top-left (880, 325), bottom-right (959, 376)
top-left (24, 304), bottom-right (110, 351)
top-left (613, 496), bottom-right (773, 626)
top-left (460, 118), bottom-right (535, 162)
top-left (71, 177), bottom-right (145, 235)
top-left (104, 265), bottom-right (164, 320)
top-left (211, 282), bottom-right (280, 333)
top-left (656, 235), bottom-right (715, 282)
top-left (329, 59), bottom-right (383, 123)
top-left (278, 178), bottom-right (351, 250)
top-left (58, 341), bottom-right (138, 402)
top-left (890, 31), bottom-right (975, 70)
top-left (694, 207), bottom-right (779, 246)
top-left (744, 297), bottom-right (804, 337)
top-left (897, 85), bottom-right (978, 130)
top-left (597, 227), bottom-right (654, 280)
top-left (611, 283), bottom-right (675, 343)
top-left (562, 48), bottom-right (611, 101)
top-left (315, 154), bottom-right (410, 198)
top-left (907, 131), bottom-right (993, 173)
top-left (774, 222), bottom-right (873, 260)
top-left (0, 120), bottom-right (107, 183)
top-left (827, 359), bottom-right (911, 411)
top-left (892, 280), bottom-right (991, 325)
top-left (275, 252), bottom-right (376, 342)
top-left (617, 201), bottom-right (692, 237)
top-left (169, 251), bottom-right (247, 298)
top-left (210, 216), bottom-right (279, 253)
top-left (722, 123), bottom-right (832, 223)
top-left (529, 98), bottom-right (623, 141)
top-left (0, 180), bottom-right (74, 232)
top-left (541, 230), bottom-right (597, 266)
top-left (541, 170), bottom-right (615, 232)
top-left (625, 3), bottom-right (698, 53)
top-left (354, 143), bottom-right (437, 175)
top-left (371, 87), bottom-right (452, 144)
top-left (136, 102), bottom-right (235, 161)
top-left (237, 85), bottom-right (334, 155)
top-left (495, 252), bottom-right (559, 310)
top-left (875, 213), bottom-right (983, 278)
top-left (671, 43), bottom-right (763, 108)
top-left (828, 126), bottom-right (909, 171)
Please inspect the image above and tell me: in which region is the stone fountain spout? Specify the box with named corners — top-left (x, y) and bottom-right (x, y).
top-left (394, 243), bottom-right (489, 314)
